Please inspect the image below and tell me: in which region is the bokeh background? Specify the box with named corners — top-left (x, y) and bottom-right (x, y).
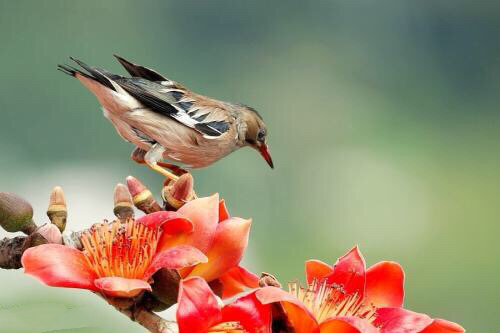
top-left (1, 1), bottom-right (498, 331)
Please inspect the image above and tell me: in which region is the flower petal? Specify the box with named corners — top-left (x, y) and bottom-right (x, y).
top-left (256, 287), bottom-right (319, 333)
top-left (177, 277), bottom-right (222, 333)
top-left (319, 319), bottom-right (361, 333)
top-left (420, 319), bottom-right (465, 333)
top-left (281, 301), bottom-right (320, 333)
top-left (305, 259), bottom-right (333, 285)
top-left (365, 261), bottom-right (405, 308)
top-left (219, 199), bottom-right (230, 222)
top-left (320, 317), bottom-right (378, 333)
top-left (22, 244), bottom-right (97, 291)
top-left (144, 245), bottom-right (208, 280)
top-left (161, 217), bottom-right (194, 235)
top-left (160, 194), bottom-right (219, 253)
top-left (222, 292), bottom-right (272, 333)
top-left (137, 211), bottom-right (193, 234)
top-left (374, 308), bottom-right (433, 333)
top-left (326, 246), bottom-right (366, 297)
top-left (186, 217), bottom-right (251, 282)
top-left (256, 286), bottom-right (305, 307)
top-left (218, 265), bottom-right (260, 299)
top-left (94, 277), bottom-right (151, 297)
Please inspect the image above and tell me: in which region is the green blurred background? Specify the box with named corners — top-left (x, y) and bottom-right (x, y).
top-left (1, 1), bottom-right (498, 331)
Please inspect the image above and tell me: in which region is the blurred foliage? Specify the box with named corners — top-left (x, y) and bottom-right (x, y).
top-left (1, 0), bottom-right (499, 331)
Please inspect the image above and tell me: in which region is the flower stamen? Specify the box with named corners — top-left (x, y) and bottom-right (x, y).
top-left (288, 279), bottom-right (377, 324)
top-left (209, 322), bottom-right (246, 333)
top-left (81, 219), bottom-right (160, 279)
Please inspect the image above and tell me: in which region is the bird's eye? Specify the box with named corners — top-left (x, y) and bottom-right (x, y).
top-left (257, 129), bottom-right (266, 142)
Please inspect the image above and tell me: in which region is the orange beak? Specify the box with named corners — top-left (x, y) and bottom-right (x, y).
top-left (258, 144), bottom-right (274, 169)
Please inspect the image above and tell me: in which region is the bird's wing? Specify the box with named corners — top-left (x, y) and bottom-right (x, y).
top-left (115, 77), bottom-right (230, 139)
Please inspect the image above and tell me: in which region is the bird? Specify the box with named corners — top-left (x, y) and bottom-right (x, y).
top-left (57, 55), bottom-right (273, 181)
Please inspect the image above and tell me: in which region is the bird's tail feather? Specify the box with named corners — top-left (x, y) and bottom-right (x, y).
top-left (57, 57), bottom-right (116, 91)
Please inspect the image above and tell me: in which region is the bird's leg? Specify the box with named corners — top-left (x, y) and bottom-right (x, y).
top-left (144, 144), bottom-right (179, 181)
top-left (131, 147), bottom-right (188, 177)
top-left (157, 162), bottom-right (189, 176)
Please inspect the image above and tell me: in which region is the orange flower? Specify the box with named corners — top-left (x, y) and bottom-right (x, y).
top-left (255, 247), bottom-right (464, 333)
top-left (22, 194), bottom-right (258, 298)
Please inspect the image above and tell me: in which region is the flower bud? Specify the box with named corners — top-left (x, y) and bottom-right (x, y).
top-left (113, 183), bottom-right (134, 220)
top-left (47, 186), bottom-right (67, 232)
top-left (36, 223), bottom-right (63, 244)
top-left (23, 232), bottom-right (48, 249)
top-left (21, 223), bottom-right (62, 251)
top-left (150, 268), bottom-right (181, 307)
top-left (162, 173), bottom-right (195, 210)
top-left (65, 230), bottom-right (84, 250)
top-left (259, 272), bottom-right (282, 288)
top-left (126, 176), bottom-right (162, 213)
top-left (139, 292), bottom-right (171, 312)
top-left (0, 192), bottom-right (36, 234)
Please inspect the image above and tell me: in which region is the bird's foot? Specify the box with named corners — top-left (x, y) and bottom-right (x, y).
top-left (157, 162), bottom-right (189, 176)
top-left (144, 144), bottom-right (180, 182)
top-left (149, 164), bottom-right (180, 182)
top-left (133, 146), bottom-right (190, 183)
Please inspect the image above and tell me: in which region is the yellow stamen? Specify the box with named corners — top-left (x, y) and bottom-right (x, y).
top-left (81, 219), bottom-right (160, 279)
top-left (209, 322), bottom-right (245, 333)
top-left (288, 279), bottom-right (377, 324)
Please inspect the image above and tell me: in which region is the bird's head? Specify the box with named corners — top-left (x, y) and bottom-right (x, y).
top-left (240, 105), bottom-right (274, 169)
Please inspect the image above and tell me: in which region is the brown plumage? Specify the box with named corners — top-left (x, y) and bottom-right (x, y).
top-left (58, 55), bottom-right (273, 180)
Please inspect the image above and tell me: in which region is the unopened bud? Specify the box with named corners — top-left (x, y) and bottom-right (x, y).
top-left (23, 233), bottom-right (48, 250)
top-left (162, 173), bottom-right (195, 210)
top-left (139, 292), bottom-right (170, 312)
top-left (259, 272), bottom-right (282, 288)
top-left (47, 186), bottom-right (67, 232)
top-left (66, 230), bottom-right (84, 250)
top-left (36, 223), bottom-right (63, 244)
top-left (113, 183), bottom-right (134, 220)
top-left (0, 193), bottom-right (36, 234)
top-left (150, 269), bottom-right (181, 307)
top-left (126, 176), bottom-right (162, 213)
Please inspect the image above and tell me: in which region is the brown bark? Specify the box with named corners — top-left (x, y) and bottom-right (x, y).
top-left (0, 236), bottom-right (26, 269)
top-left (103, 296), bottom-right (176, 333)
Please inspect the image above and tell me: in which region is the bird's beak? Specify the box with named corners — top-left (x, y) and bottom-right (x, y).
top-left (258, 144), bottom-right (274, 169)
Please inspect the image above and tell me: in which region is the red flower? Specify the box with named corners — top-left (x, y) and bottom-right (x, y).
top-left (255, 247), bottom-right (464, 333)
top-left (159, 195), bottom-right (259, 298)
top-left (176, 276), bottom-right (272, 333)
top-left (22, 194), bottom-right (258, 298)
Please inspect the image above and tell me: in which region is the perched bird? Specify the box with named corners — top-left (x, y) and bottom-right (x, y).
top-left (58, 55), bottom-right (273, 180)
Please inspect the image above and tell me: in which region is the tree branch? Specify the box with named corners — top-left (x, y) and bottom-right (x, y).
top-left (102, 295), bottom-right (176, 333)
top-left (121, 306), bottom-right (175, 333)
top-left (0, 236), bottom-right (25, 269)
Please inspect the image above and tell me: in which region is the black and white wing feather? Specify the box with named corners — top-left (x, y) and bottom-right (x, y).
top-left (114, 54), bottom-right (167, 82)
top-left (114, 77), bottom-right (230, 139)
